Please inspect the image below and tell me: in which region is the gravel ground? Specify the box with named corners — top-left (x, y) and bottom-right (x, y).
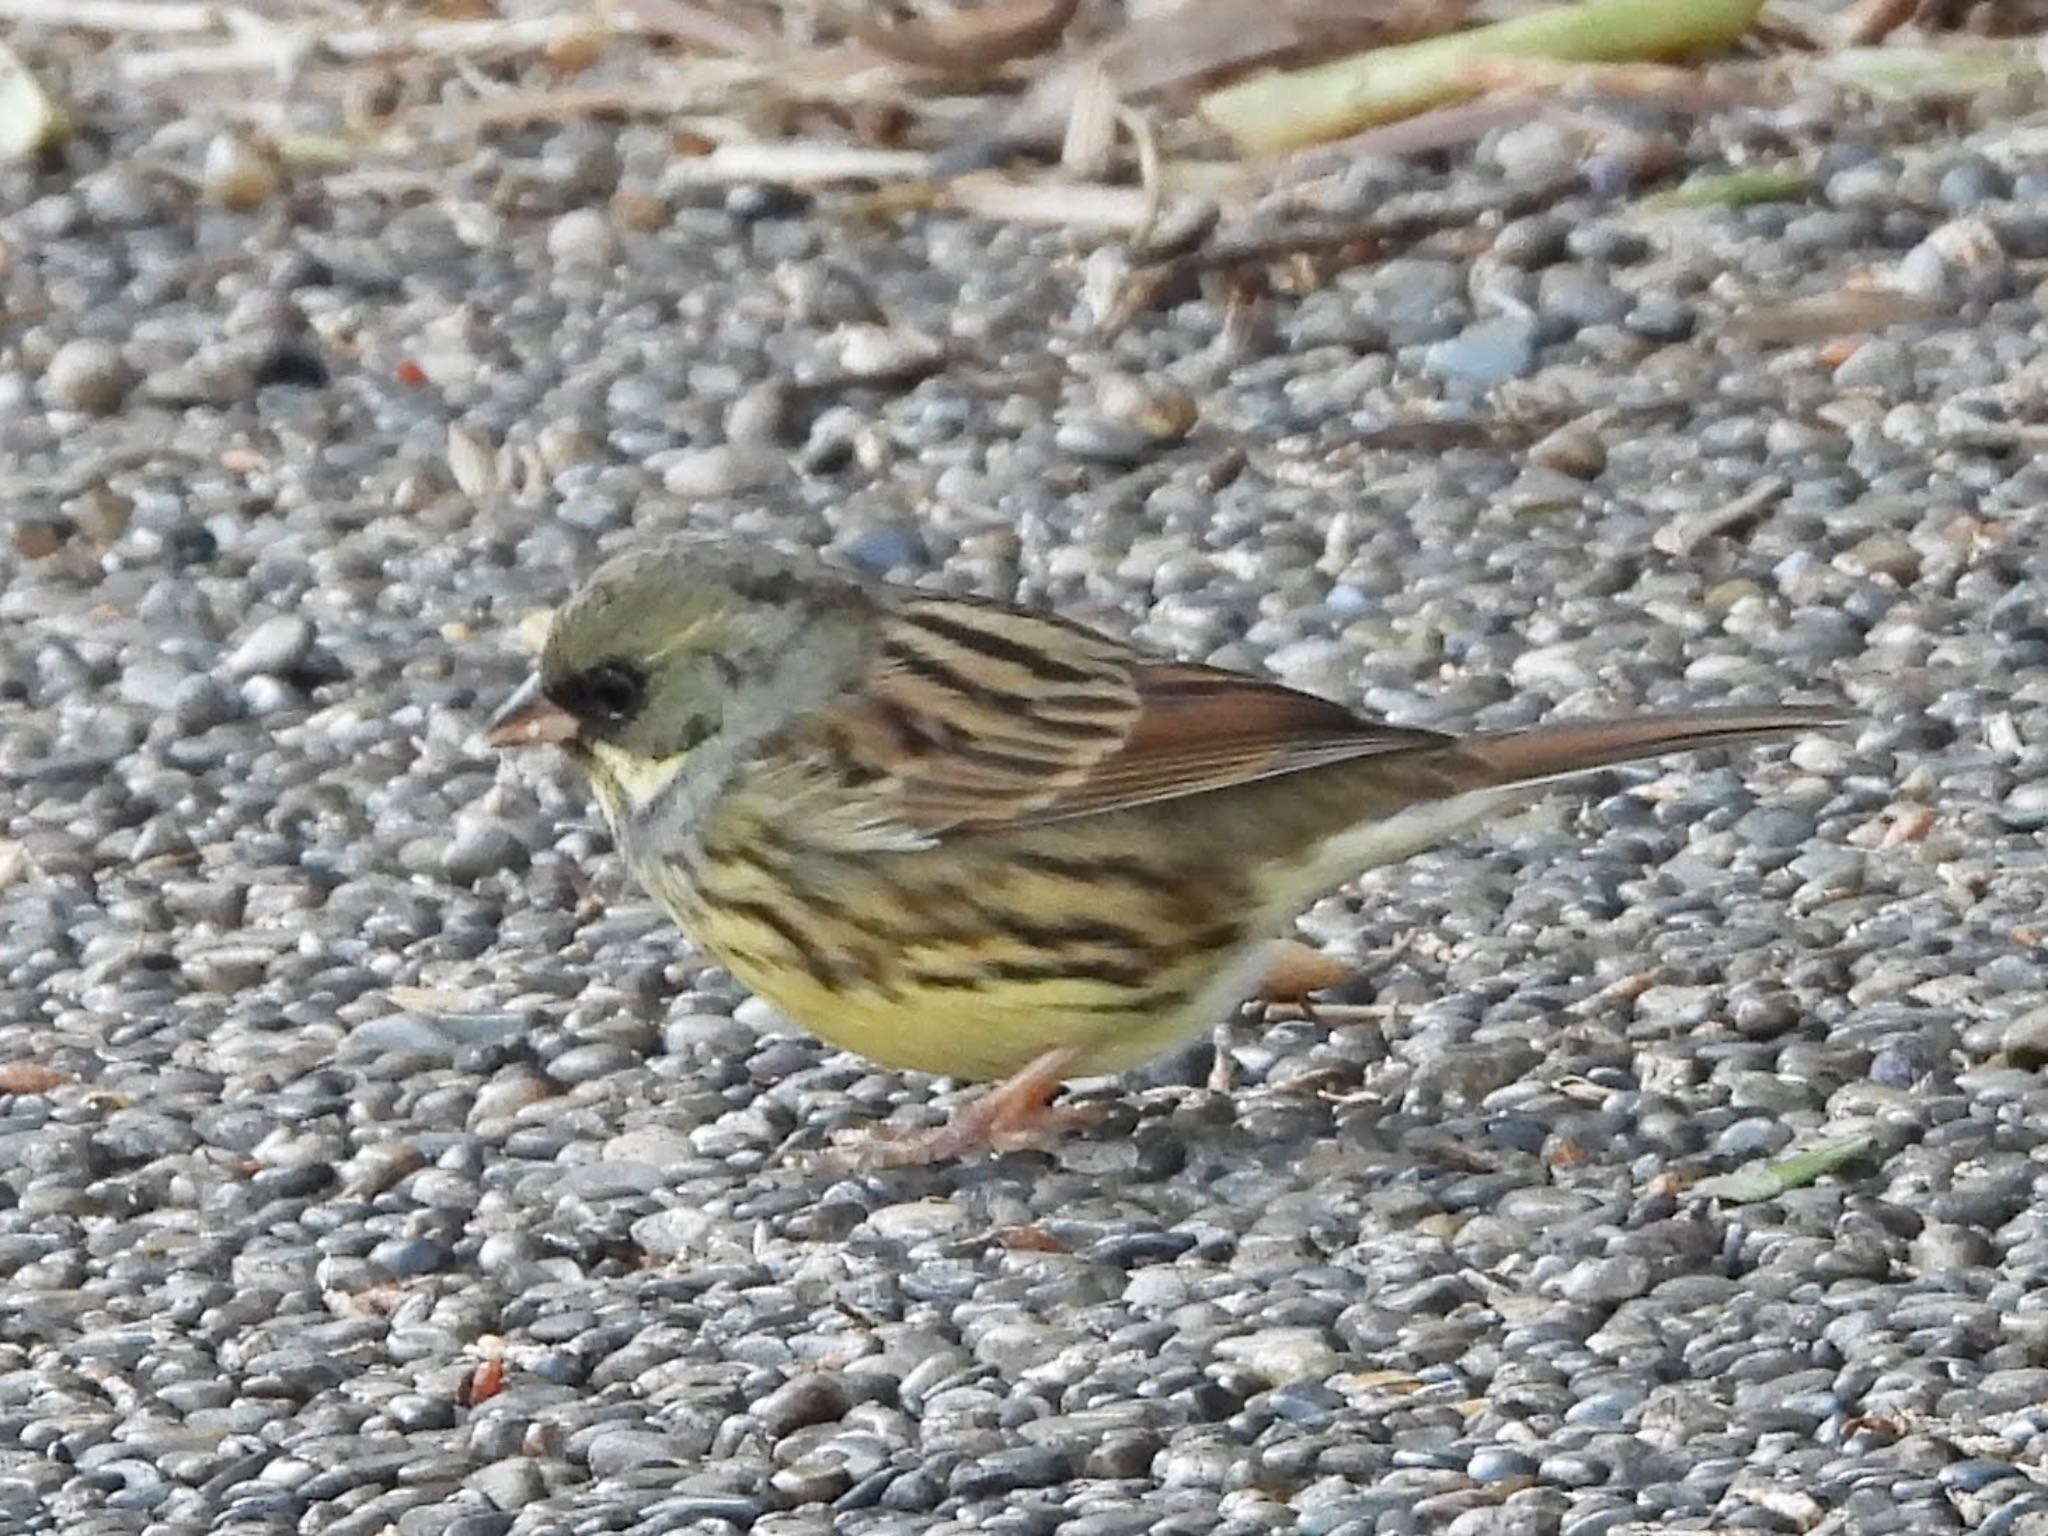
top-left (6, 28), bottom-right (2048, 1536)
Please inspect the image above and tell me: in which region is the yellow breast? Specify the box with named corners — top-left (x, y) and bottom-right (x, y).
top-left (632, 823), bottom-right (1260, 1081)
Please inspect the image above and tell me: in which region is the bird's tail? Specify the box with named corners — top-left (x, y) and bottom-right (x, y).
top-left (1449, 707), bottom-right (1845, 792)
top-left (1244, 705), bottom-right (1842, 904)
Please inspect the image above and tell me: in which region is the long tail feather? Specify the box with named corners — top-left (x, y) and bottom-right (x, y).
top-left (1451, 707), bottom-right (1846, 791)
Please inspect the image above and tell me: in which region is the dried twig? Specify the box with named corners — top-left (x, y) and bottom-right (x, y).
top-left (944, 174), bottom-right (1206, 232)
top-left (120, 13), bottom-right (645, 84)
top-left (1723, 288), bottom-right (1941, 345)
top-left (850, 0), bottom-right (1081, 73)
top-left (1652, 476), bottom-right (1789, 557)
top-left (0, 0), bottom-right (226, 29)
top-left (1118, 105), bottom-right (1166, 241)
top-left (674, 141), bottom-right (938, 187)
top-left (1060, 60), bottom-right (1119, 179)
top-left (1106, 174), bottom-right (1578, 329)
top-left (613, 0), bottom-right (781, 56)
top-left (1836, 0), bottom-right (1920, 45)
top-left (402, 78), bottom-right (758, 133)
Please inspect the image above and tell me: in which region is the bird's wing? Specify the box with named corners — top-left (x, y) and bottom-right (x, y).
top-left (785, 593), bottom-right (1449, 835)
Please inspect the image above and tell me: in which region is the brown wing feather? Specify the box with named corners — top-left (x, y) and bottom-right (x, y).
top-left (789, 596), bottom-right (1446, 835)
top-left (1034, 662), bottom-right (1449, 823)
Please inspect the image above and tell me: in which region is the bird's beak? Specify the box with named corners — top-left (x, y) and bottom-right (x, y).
top-left (486, 674), bottom-right (580, 749)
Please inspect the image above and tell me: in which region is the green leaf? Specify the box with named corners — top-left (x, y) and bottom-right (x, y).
top-left (1638, 166), bottom-right (1813, 212)
top-left (1202, 0), bottom-right (1768, 154)
top-left (1693, 1135), bottom-right (1875, 1204)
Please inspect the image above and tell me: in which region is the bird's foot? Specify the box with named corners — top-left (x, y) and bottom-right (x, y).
top-left (838, 1047), bottom-right (1104, 1169)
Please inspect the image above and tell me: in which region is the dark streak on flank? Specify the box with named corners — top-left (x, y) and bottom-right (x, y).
top-left (883, 893), bottom-right (1157, 959)
top-left (717, 942), bottom-right (770, 974)
top-left (972, 956), bottom-right (1153, 987)
top-left (880, 878), bottom-right (982, 939)
top-left (703, 837), bottom-right (874, 945)
top-left (717, 896), bottom-right (863, 990)
top-left (971, 907), bottom-right (1157, 955)
top-left (1059, 985), bottom-right (1195, 1015)
top-left (701, 836), bottom-right (792, 888)
top-left (659, 838), bottom-right (703, 894)
top-left (1010, 849), bottom-right (1202, 896)
top-left (986, 906), bottom-right (1241, 969)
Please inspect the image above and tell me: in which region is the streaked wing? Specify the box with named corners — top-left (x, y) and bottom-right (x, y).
top-left (787, 594), bottom-right (1449, 835)
top-left (1034, 662), bottom-right (1447, 823)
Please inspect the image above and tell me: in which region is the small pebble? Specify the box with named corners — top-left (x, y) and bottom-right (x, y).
top-left (202, 132), bottom-right (281, 210)
top-left (1492, 215), bottom-right (1571, 270)
top-left (1624, 297), bottom-right (1695, 343)
top-left (1999, 783), bottom-right (2048, 833)
top-left (220, 615), bottom-right (315, 680)
top-left (548, 207), bottom-right (619, 267)
top-left (659, 443), bottom-right (786, 498)
top-left (833, 324), bottom-right (943, 382)
top-left (1423, 314), bottom-right (1541, 386)
top-left (43, 338), bottom-right (136, 413)
top-left (1527, 424), bottom-right (1606, 479)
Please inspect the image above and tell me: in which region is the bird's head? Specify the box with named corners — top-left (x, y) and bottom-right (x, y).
top-left (487, 539), bottom-right (866, 815)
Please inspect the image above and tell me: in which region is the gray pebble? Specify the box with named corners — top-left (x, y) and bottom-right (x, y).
top-left (754, 1374), bottom-right (851, 1437)
top-left (1538, 268), bottom-right (1630, 330)
top-left (465, 1457), bottom-right (549, 1510)
top-left (44, 338), bottom-right (136, 413)
top-left (1357, 258), bottom-right (1467, 344)
top-left (221, 614), bottom-right (315, 680)
top-left (949, 1445), bottom-right (1076, 1497)
top-left (837, 523), bottom-right (930, 576)
top-left (442, 821), bottom-right (530, 884)
top-left (659, 444), bottom-right (787, 499)
top-left (2000, 782), bottom-right (2048, 832)
top-left (1555, 1256), bottom-right (1653, 1306)
top-left (1492, 215), bottom-right (1571, 270)
top-left (1527, 425), bottom-right (1606, 479)
top-left (1423, 315), bottom-right (1541, 386)
top-left (1624, 297), bottom-right (1695, 343)
top-left (2000, 1005), bottom-right (2048, 1067)
top-left (548, 207), bottom-right (619, 267)
top-left (584, 1429), bottom-right (695, 1477)
top-left (1566, 224), bottom-right (1650, 264)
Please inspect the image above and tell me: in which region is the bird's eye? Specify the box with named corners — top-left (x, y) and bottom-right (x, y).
top-left (554, 660), bottom-right (648, 732)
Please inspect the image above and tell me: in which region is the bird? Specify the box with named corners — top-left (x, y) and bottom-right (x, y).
top-left (488, 537), bottom-right (1841, 1164)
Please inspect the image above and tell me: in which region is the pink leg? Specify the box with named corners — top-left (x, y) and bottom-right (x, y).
top-left (843, 1047), bottom-right (1106, 1168)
